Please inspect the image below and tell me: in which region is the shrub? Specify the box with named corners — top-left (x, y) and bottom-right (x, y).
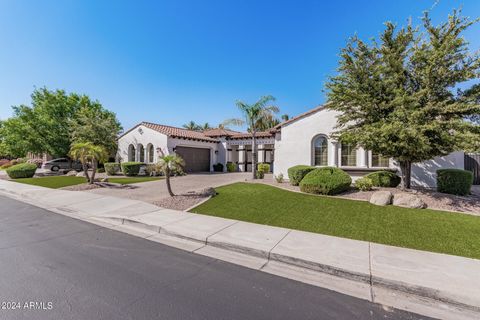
top-left (365, 171), bottom-right (401, 187)
top-left (256, 170), bottom-right (265, 179)
top-left (1, 161), bottom-right (13, 169)
top-left (213, 163), bottom-right (224, 172)
top-left (27, 159), bottom-right (43, 168)
top-left (104, 162), bottom-right (121, 175)
top-left (96, 168), bottom-right (105, 173)
top-left (121, 162), bottom-right (143, 176)
top-left (275, 173), bottom-right (284, 183)
top-left (258, 163), bottom-right (270, 174)
top-left (299, 167), bottom-right (352, 195)
top-left (355, 177), bottom-right (373, 191)
top-left (6, 163), bottom-right (37, 179)
top-left (287, 165), bottom-right (315, 186)
top-left (437, 169), bottom-right (473, 196)
top-left (143, 164), bottom-right (158, 176)
top-left (226, 162), bottom-right (236, 172)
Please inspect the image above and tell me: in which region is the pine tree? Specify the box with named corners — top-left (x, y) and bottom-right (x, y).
top-left (326, 9), bottom-right (480, 189)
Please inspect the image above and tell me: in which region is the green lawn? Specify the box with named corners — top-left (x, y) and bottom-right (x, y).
top-left (14, 176), bottom-right (87, 189)
top-left (191, 183), bottom-right (480, 259)
top-left (13, 175), bottom-right (162, 188)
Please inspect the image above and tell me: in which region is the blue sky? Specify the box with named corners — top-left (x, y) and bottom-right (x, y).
top-left (0, 0), bottom-right (479, 131)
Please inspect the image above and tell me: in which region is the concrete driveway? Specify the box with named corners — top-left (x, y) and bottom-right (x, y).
top-left (86, 172), bottom-right (251, 203)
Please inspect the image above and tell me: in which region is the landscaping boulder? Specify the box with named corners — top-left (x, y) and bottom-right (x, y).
top-left (65, 170), bottom-right (78, 177)
top-left (369, 191), bottom-right (393, 206)
top-left (200, 187), bottom-right (217, 197)
top-left (393, 193), bottom-right (426, 209)
top-left (76, 171), bottom-right (86, 177)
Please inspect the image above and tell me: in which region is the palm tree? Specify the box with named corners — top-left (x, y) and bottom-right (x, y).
top-left (69, 142), bottom-right (108, 184)
top-left (183, 121), bottom-right (199, 131)
top-left (200, 122), bottom-right (212, 130)
top-left (156, 153), bottom-right (185, 196)
top-left (255, 113), bottom-right (281, 131)
top-left (281, 114), bottom-right (289, 121)
top-left (224, 95), bottom-right (279, 179)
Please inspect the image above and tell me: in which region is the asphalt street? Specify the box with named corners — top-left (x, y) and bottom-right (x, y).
top-left (0, 195), bottom-right (432, 320)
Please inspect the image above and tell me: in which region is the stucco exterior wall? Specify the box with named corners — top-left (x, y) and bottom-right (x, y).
top-left (392, 152), bottom-right (465, 188)
top-left (273, 108), bottom-right (341, 178)
top-left (273, 108), bottom-right (465, 188)
top-left (117, 125), bottom-right (168, 163)
top-left (118, 124), bottom-right (219, 171)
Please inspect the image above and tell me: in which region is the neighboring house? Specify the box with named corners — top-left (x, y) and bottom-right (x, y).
top-left (118, 105), bottom-right (475, 187)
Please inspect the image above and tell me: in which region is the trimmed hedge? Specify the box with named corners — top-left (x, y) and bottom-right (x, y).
top-left (121, 162), bottom-right (143, 176)
top-left (365, 171), bottom-right (401, 188)
top-left (287, 165), bottom-right (315, 186)
top-left (6, 163), bottom-right (37, 179)
top-left (104, 162), bottom-right (121, 175)
top-left (437, 169), bottom-right (473, 196)
top-left (299, 167), bottom-right (352, 195)
top-left (226, 162), bottom-right (236, 172)
top-left (258, 163), bottom-right (270, 174)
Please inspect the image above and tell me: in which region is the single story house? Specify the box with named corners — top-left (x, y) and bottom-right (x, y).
top-left (117, 105), bottom-right (478, 188)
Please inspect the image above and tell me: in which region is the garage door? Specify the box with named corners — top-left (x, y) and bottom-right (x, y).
top-left (175, 146), bottom-right (211, 173)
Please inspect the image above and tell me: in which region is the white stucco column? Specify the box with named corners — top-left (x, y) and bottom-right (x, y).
top-left (238, 145), bottom-right (246, 172)
top-left (329, 141), bottom-right (339, 167)
top-left (258, 144), bottom-right (265, 163)
top-left (358, 147), bottom-right (368, 167)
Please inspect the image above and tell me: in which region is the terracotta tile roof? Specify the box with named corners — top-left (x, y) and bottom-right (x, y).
top-left (141, 122), bottom-right (219, 142)
top-left (203, 128), bottom-right (241, 137)
top-left (119, 122), bottom-right (275, 142)
top-left (228, 131), bottom-right (275, 139)
top-left (274, 104), bottom-right (327, 129)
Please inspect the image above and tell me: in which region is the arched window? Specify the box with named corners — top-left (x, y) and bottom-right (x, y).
top-left (341, 142), bottom-right (356, 166)
top-left (128, 144), bottom-right (136, 161)
top-left (138, 144), bottom-right (145, 163)
top-left (147, 144), bottom-right (154, 163)
top-left (313, 135), bottom-right (328, 166)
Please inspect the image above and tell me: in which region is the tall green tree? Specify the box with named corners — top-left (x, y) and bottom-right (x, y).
top-left (70, 103), bottom-right (123, 156)
top-left (325, 9), bottom-right (480, 189)
top-left (0, 88), bottom-right (122, 159)
top-left (224, 95), bottom-right (279, 179)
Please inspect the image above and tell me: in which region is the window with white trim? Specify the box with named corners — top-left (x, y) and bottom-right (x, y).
top-left (341, 143), bottom-right (356, 166)
top-left (313, 136), bottom-right (328, 166)
top-left (372, 152), bottom-right (389, 167)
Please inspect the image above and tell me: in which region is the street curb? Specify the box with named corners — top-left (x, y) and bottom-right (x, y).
top-left (0, 183), bottom-right (479, 320)
top-left (98, 216), bottom-right (480, 319)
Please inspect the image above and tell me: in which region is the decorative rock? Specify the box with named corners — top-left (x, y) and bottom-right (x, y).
top-left (65, 170), bottom-right (78, 177)
top-left (369, 191), bottom-right (393, 206)
top-left (393, 193), bottom-right (426, 209)
top-left (76, 171), bottom-right (86, 177)
top-left (200, 187), bottom-right (217, 197)
top-left (101, 177), bottom-right (109, 182)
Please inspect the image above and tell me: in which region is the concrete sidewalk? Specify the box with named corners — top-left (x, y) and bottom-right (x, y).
top-left (0, 179), bottom-right (478, 320)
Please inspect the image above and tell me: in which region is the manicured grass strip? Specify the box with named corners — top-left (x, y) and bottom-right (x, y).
top-left (191, 182), bottom-right (480, 260)
top-left (14, 176), bottom-right (87, 189)
top-left (108, 176), bottom-right (162, 185)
